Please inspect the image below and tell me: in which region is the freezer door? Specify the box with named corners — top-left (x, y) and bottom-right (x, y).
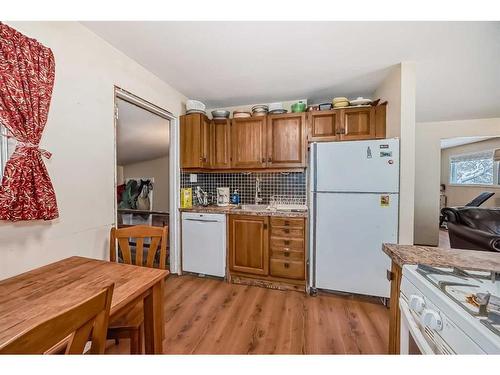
top-left (315, 139), bottom-right (399, 193)
top-left (314, 192), bottom-right (398, 297)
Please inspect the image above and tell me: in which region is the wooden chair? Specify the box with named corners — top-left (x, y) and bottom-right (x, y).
top-left (108, 225), bottom-right (168, 354)
top-left (0, 284), bottom-right (114, 354)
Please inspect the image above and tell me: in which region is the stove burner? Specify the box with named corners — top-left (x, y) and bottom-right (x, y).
top-left (416, 264), bottom-right (500, 338)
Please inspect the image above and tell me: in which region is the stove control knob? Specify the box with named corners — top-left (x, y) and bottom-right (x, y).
top-left (421, 309), bottom-right (443, 331)
top-left (409, 295), bottom-right (426, 313)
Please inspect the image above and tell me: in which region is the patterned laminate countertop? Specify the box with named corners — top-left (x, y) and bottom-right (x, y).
top-left (179, 206), bottom-right (308, 218)
top-left (383, 243), bottom-right (500, 272)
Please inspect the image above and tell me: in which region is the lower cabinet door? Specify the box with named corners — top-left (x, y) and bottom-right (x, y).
top-left (270, 259), bottom-right (304, 280)
top-left (229, 215), bottom-right (269, 276)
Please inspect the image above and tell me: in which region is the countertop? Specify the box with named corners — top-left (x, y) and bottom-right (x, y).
top-left (179, 205), bottom-right (308, 218)
top-left (383, 243), bottom-right (500, 273)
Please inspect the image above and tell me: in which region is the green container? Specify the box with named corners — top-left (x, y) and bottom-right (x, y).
top-left (291, 101), bottom-right (306, 113)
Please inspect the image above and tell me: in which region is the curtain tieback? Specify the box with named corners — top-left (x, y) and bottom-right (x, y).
top-left (0, 134), bottom-right (52, 159)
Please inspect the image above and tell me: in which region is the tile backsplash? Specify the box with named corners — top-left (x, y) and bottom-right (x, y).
top-left (180, 172), bottom-right (307, 205)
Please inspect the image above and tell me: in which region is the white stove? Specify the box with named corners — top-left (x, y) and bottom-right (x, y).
top-left (400, 264), bottom-right (500, 354)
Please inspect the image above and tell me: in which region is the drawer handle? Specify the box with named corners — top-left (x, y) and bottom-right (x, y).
top-left (284, 240), bottom-right (290, 245)
top-left (284, 263), bottom-right (290, 269)
top-left (284, 251), bottom-right (290, 257)
top-left (283, 247), bottom-right (290, 251)
top-left (284, 221), bottom-right (290, 226)
top-left (284, 229), bottom-right (290, 234)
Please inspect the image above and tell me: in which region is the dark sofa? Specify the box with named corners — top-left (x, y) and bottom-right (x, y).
top-left (441, 207), bottom-right (500, 252)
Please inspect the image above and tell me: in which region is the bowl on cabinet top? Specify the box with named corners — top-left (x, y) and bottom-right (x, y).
top-left (268, 102), bottom-right (284, 112)
top-left (251, 104), bottom-right (269, 112)
top-left (186, 99), bottom-right (206, 112)
top-left (349, 97), bottom-right (372, 106)
top-left (233, 111), bottom-right (252, 118)
top-left (211, 110), bottom-right (230, 119)
top-left (318, 103), bottom-right (333, 111)
top-left (332, 97), bottom-right (348, 104)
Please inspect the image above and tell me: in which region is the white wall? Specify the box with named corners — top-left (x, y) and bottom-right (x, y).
top-left (440, 138), bottom-right (500, 208)
top-left (122, 155), bottom-right (170, 212)
top-left (374, 63), bottom-right (416, 245)
top-left (0, 22), bottom-right (186, 280)
top-left (414, 118), bottom-right (500, 246)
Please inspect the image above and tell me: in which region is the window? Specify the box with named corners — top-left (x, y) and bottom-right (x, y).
top-left (450, 150), bottom-right (500, 185)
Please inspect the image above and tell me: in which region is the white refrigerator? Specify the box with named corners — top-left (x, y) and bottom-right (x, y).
top-left (309, 139), bottom-right (399, 298)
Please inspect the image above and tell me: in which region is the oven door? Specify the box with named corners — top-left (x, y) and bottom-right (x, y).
top-left (400, 297), bottom-right (436, 354)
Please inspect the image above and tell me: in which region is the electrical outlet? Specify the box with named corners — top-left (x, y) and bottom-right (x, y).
top-left (189, 174), bottom-right (197, 183)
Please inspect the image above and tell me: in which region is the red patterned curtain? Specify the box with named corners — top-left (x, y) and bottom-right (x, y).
top-left (0, 23), bottom-right (58, 221)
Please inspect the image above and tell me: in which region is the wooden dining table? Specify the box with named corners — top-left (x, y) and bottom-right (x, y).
top-left (0, 256), bottom-right (169, 354)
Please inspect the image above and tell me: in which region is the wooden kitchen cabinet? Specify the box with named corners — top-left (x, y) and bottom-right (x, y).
top-left (231, 117), bottom-right (267, 169)
top-left (229, 214), bottom-right (306, 288)
top-left (308, 110), bottom-right (340, 141)
top-left (267, 113), bottom-right (306, 168)
top-left (210, 118), bottom-right (231, 169)
top-left (180, 113), bottom-right (211, 168)
top-left (307, 103), bottom-right (386, 142)
top-left (229, 215), bottom-right (269, 276)
top-left (339, 107), bottom-right (375, 141)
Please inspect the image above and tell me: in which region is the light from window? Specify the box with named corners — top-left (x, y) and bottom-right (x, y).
top-left (450, 150), bottom-right (498, 185)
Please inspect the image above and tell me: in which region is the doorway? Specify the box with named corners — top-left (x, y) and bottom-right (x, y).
top-left (113, 87), bottom-right (180, 273)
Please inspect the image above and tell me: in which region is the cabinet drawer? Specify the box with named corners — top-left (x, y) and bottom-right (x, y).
top-left (270, 217), bottom-right (304, 228)
top-left (270, 259), bottom-right (304, 280)
top-left (270, 237), bottom-right (304, 250)
top-left (271, 248), bottom-right (304, 261)
top-left (271, 227), bottom-right (304, 238)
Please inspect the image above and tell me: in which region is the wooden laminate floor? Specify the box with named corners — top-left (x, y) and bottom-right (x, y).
top-left (106, 275), bottom-right (389, 354)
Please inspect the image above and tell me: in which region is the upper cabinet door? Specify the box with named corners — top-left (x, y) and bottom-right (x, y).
top-left (339, 107), bottom-right (376, 141)
top-left (308, 110), bottom-right (340, 141)
top-left (231, 117), bottom-right (267, 169)
top-left (267, 113), bottom-right (306, 168)
top-left (210, 119), bottom-right (231, 169)
top-left (180, 113), bottom-right (206, 168)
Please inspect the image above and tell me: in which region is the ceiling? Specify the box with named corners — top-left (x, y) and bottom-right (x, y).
top-left (440, 136), bottom-right (497, 149)
top-left (83, 21), bottom-right (500, 122)
top-left (116, 98), bottom-right (169, 165)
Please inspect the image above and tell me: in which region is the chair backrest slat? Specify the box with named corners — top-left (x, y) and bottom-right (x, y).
top-left (0, 284), bottom-right (114, 354)
top-left (118, 237), bottom-right (133, 265)
top-left (135, 237), bottom-right (144, 266)
top-left (110, 225), bottom-right (168, 270)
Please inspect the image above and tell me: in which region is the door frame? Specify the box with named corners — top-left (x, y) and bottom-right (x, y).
top-left (113, 86), bottom-right (181, 274)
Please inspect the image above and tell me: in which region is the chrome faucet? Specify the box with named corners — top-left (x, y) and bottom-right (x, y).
top-left (254, 177), bottom-right (263, 205)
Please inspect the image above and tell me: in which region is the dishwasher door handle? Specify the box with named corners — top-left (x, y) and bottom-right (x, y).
top-left (184, 218), bottom-right (220, 223)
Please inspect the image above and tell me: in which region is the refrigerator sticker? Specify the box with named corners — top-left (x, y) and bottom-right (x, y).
top-left (380, 195), bottom-right (390, 207)
top-left (367, 146), bottom-right (372, 159)
top-left (380, 151), bottom-right (392, 157)
top-left (379, 144), bottom-right (389, 149)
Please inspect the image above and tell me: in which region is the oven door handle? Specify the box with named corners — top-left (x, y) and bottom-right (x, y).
top-left (400, 298), bottom-right (436, 355)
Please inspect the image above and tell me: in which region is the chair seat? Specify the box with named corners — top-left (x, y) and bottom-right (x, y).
top-left (108, 301), bottom-right (144, 330)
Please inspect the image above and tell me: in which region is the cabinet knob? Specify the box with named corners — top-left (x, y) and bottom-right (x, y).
top-left (262, 158), bottom-right (266, 163)
top-left (284, 240), bottom-right (290, 245)
top-left (284, 221), bottom-right (290, 226)
top-left (284, 251), bottom-right (290, 257)
top-left (268, 157), bottom-right (272, 162)
top-left (284, 263), bottom-right (290, 269)
top-left (284, 228), bottom-right (290, 234)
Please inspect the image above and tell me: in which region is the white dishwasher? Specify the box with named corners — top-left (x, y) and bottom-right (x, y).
top-left (181, 212), bottom-right (226, 277)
